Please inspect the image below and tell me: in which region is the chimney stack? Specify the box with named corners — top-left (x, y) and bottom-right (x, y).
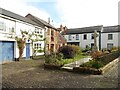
top-left (48, 17), bottom-right (50, 24)
top-left (60, 24), bottom-right (63, 31)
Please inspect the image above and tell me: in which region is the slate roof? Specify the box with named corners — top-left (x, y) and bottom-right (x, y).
top-left (0, 8), bottom-right (41, 27)
top-left (26, 14), bottom-right (57, 30)
top-left (102, 25), bottom-right (120, 33)
top-left (62, 25), bottom-right (103, 35)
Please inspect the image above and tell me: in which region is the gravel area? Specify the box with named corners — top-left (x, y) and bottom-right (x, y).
top-left (2, 59), bottom-right (119, 89)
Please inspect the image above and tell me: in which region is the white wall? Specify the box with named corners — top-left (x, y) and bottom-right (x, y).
top-left (0, 15), bottom-right (45, 59)
top-left (64, 32), bottom-right (120, 50)
top-left (101, 32), bottom-right (119, 49)
top-left (0, 17), bottom-right (16, 34)
top-left (64, 33), bottom-right (99, 49)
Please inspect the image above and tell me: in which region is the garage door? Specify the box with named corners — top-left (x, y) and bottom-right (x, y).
top-left (0, 41), bottom-right (14, 64)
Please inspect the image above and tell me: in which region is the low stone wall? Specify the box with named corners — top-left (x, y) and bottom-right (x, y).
top-left (73, 67), bottom-right (102, 75)
top-left (99, 57), bottom-right (119, 74)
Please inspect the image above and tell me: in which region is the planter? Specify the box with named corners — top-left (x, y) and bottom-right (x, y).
top-left (44, 63), bottom-right (63, 70)
top-left (73, 57), bottom-right (119, 75)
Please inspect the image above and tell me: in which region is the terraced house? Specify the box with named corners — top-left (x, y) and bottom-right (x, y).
top-left (62, 25), bottom-right (120, 50)
top-left (0, 8), bottom-right (45, 64)
top-left (26, 14), bottom-right (67, 54)
top-left (0, 8), bottom-right (66, 64)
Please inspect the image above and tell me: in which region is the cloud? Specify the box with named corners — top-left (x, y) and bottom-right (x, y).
top-left (56, 0), bottom-right (119, 28)
top-left (0, 0), bottom-right (119, 28)
top-left (0, 0), bottom-right (50, 22)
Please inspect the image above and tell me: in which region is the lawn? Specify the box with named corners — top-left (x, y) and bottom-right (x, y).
top-left (57, 54), bottom-right (88, 65)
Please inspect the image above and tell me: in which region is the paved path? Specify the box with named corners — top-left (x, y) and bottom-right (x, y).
top-left (62, 57), bottom-right (92, 69)
top-left (2, 59), bottom-right (119, 88)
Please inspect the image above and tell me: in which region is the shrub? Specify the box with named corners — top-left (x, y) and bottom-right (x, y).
top-left (45, 53), bottom-right (63, 65)
top-left (82, 45), bottom-right (91, 52)
top-left (91, 60), bottom-right (104, 69)
top-left (90, 51), bottom-right (103, 59)
top-left (80, 60), bottom-right (104, 69)
top-left (59, 45), bottom-right (81, 59)
top-left (59, 45), bottom-right (75, 58)
top-left (70, 45), bottom-right (82, 55)
top-left (103, 51), bottom-right (109, 55)
top-left (101, 48), bottom-right (107, 52)
top-left (56, 53), bottom-right (64, 61)
top-left (45, 53), bottom-right (57, 64)
top-left (111, 46), bottom-right (119, 52)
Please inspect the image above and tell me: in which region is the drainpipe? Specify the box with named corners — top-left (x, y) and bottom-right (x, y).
top-left (99, 31), bottom-right (101, 50)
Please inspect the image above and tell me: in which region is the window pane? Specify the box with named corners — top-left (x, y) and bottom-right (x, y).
top-left (108, 34), bottom-right (113, 40)
top-left (91, 34), bottom-right (94, 39)
top-left (76, 34), bottom-right (79, 40)
top-left (69, 35), bottom-right (71, 40)
top-left (0, 22), bottom-right (4, 31)
top-left (83, 34), bottom-right (87, 40)
top-left (107, 43), bottom-right (113, 49)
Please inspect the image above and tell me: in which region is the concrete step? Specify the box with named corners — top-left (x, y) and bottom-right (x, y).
top-left (61, 66), bottom-right (73, 70)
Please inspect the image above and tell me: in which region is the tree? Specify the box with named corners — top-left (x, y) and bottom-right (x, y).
top-left (15, 30), bottom-right (28, 61)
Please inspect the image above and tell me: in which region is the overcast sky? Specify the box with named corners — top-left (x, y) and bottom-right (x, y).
top-left (0, 0), bottom-right (119, 28)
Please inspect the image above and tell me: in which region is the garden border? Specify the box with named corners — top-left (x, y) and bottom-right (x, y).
top-left (44, 57), bottom-right (119, 75)
top-left (73, 57), bottom-right (119, 75)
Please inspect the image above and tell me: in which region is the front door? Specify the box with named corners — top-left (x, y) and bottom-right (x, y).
top-left (26, 43), bottom-right (30, 59)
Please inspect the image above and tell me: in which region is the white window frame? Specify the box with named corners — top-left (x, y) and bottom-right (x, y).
top-left (83, 34), bottom-right (87, 40)
top-left (0, 21), bottom-right (5, 31)
top-left (68, 35), bottom-right (72, 40)
top-left (108, 34), bottom-right (113, 40)
top-left (34, 43), bottom-right (42, 50)
top-left (91, 34), bottom-right (94, 39)
top-left (107, 43), bottom-right (113, 49)
top-left (76, 34), bottom-right (79, 40)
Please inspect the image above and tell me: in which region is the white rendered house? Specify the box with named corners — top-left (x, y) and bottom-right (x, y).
top-left (62, 25), bottom-right (120, 50)
top-left (101, 25), bottom-right (120, 49)
top-left (0, 8), bottom-right (45, 64)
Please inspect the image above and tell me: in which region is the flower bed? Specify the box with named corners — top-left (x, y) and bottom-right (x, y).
top-left (73, 58), bottom-right (119, 75)
top-left (73, 50), bottom-right (120, 75)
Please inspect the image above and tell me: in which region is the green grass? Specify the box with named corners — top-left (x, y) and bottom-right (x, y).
top-left (32, 55), bottom-right (45, 60)
top-left (57, 54), bottom-right (88, 65)
top-left (80, 60), bottom-right (104, 69)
